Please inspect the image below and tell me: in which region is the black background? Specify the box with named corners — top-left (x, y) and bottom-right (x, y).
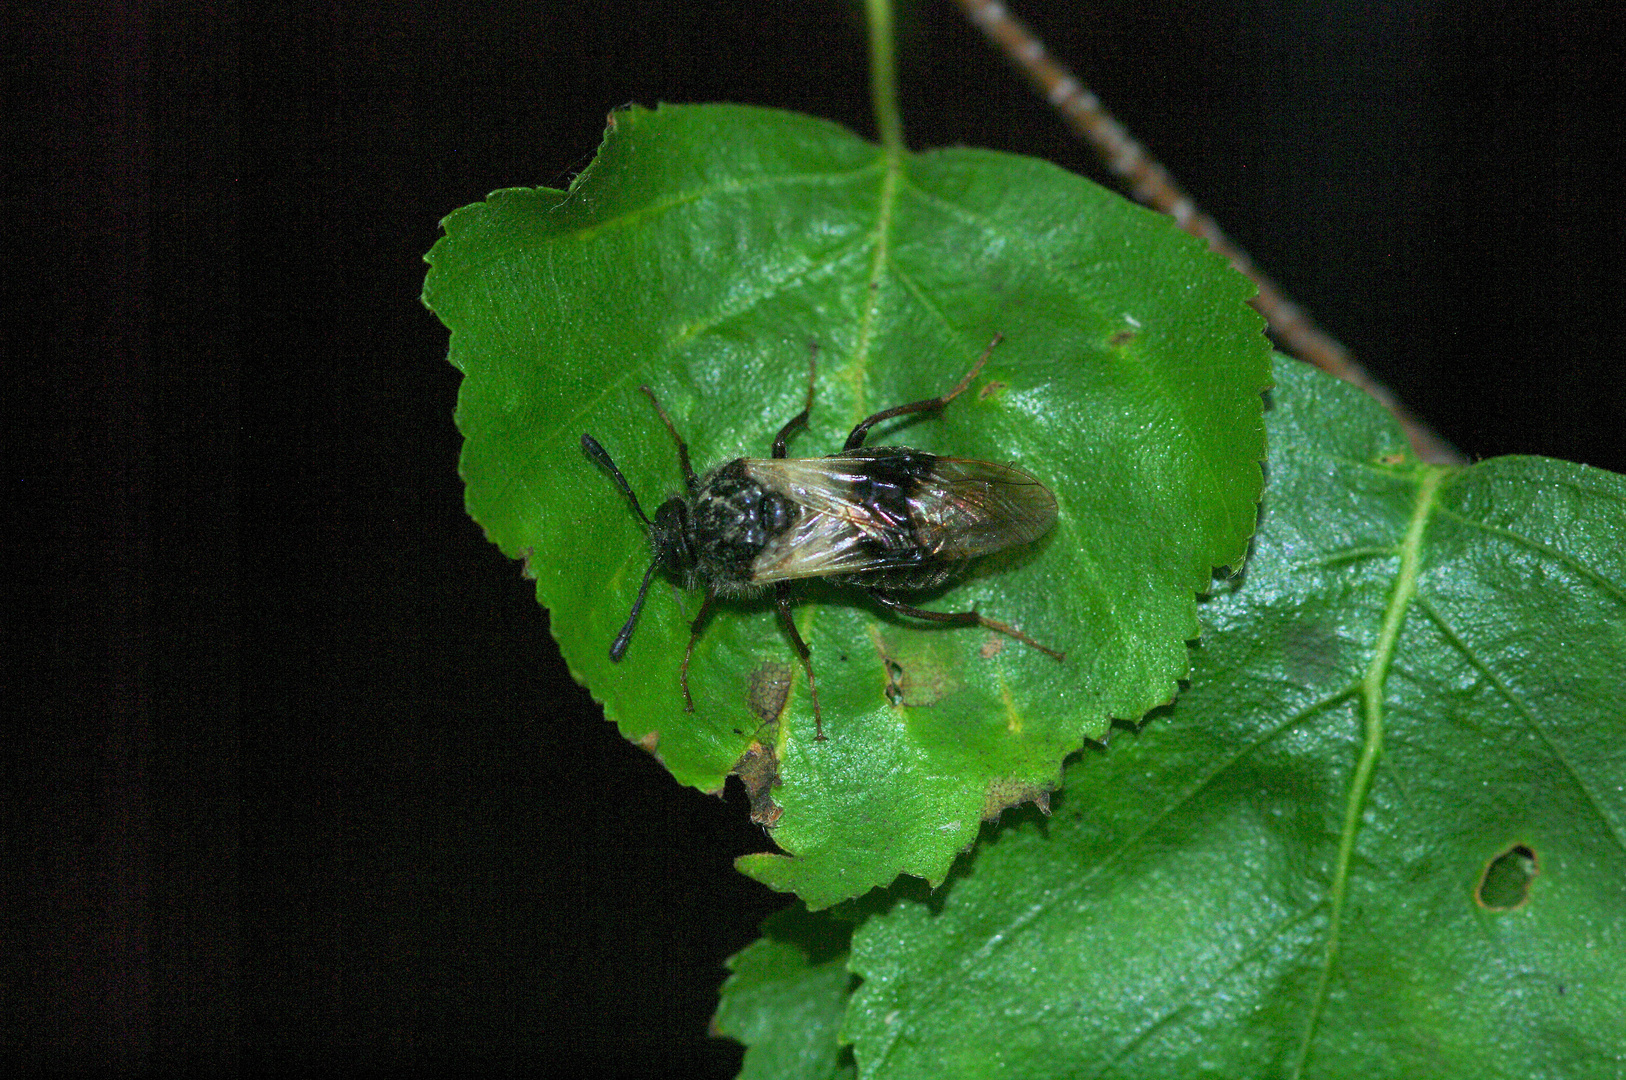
top-left (11, 1), bottom-right (1623, 1076)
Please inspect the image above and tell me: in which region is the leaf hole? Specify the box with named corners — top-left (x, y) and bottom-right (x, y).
top-left (1475, 843), bottom-right (1538, 910)
top-left (884, 659), bottom-right (904, 706)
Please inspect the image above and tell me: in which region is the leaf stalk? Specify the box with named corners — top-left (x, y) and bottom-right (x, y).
top-left (865, 0), bottom-right (905, 154)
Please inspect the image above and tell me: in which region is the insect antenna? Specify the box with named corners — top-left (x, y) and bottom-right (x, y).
top-left (609, 560), bottom-right (659, 662)
top-left (581, 433), bottom-right (653, 525)
top-left (582, 432), bottom-right (663, 662)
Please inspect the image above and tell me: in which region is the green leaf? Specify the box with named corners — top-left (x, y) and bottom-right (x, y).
top-left (840, 356), bottom-right (1626, 1077)
top-left (714, 905), bottom-right (857, 1080)
top-left (422, 103), bottom-right (1269, 908)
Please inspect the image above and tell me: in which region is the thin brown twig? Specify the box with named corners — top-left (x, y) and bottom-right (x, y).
top-left (951, 0), bottom-right (1461, 464)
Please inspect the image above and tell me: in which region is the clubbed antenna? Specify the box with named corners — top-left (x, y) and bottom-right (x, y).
top-left (581, 433), bottom-right (653, 525)
top-left (583, 432), bottom-right (659, 661)
top-left (609, 561), bottom-right (658, 662)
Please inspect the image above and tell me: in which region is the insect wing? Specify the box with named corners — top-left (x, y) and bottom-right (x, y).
top-left (900, 455), bottom-right (1057, 557)
top-left (746, 502), bottom-right (893, 582)
top-left (742, 451), bottom-right (1056, 582)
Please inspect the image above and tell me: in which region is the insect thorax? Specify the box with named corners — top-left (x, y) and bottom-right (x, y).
top-left (688, 459), bottom-right (796, 593)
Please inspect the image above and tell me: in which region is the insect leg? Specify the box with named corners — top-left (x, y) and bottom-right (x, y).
top-left (772, 343), bottom-right (819, 459)
top-left (843, 332), bottom-right (1003, 451)
top-left (775, 582), bottom-right (824, 740)
top-left (639, 386), bottom-right (698, 492)
top-left (864, 586), bottom-right (1065, 661)
top-left (679, 585), bottom-right (718, 713)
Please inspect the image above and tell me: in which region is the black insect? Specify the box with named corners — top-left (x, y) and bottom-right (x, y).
top-left (581, 334), bottom-right (1062, 740)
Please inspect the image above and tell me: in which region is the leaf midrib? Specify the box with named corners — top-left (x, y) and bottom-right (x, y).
top-left (851, 466), bottom-right (1456, 1078)
top-left (1291, 464), bottom-right (1448, 1077)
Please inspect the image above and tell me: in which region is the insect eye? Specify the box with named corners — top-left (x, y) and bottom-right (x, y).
top-left (652, 499), bottom-right (697, 572)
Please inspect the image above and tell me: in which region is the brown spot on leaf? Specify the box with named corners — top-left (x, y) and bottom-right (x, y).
top-left (1109, 328), bottom-right (1136, 347)
top-left (731, 740), bottom-right (782, 828)
top-left (977, 379), bottom-right (1007, 401)
top-left (1379, 452), bottom-right (1407, 466)
top-left (979, 634), bottom-right (1005, 659)
top-left (635, 730), bottom-right (660, 754)
top-left (896, 658), bottom-right (954, 706)
top-left (519, 547), bottom-right (539, 581)
top-left (981, 775), bottom-right (1055, 821)
top-left (1279, 618), bottom-right (1352, 686)
top-left (747, 661), bottom-right (793, 726)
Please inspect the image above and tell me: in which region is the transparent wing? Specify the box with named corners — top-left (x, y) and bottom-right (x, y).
top-left (747, 506), bottom-right (896, 582)
top-left (742, 449), bottom-right (1057, 582)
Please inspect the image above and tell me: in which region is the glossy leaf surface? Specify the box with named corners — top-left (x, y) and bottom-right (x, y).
top-left (423, 103), bottom-right (1269, 907)
top-left (714, 905), bottom-right (857, 1080)
top-left (834, 357), bottom-right (1626, 1076)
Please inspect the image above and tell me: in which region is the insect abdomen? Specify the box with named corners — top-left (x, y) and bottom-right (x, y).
top-left (742, 448), bottom-right (1056, 585)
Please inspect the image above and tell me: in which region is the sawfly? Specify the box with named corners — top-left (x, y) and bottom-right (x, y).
top-left (581, 334), bottom-right (1062, 740)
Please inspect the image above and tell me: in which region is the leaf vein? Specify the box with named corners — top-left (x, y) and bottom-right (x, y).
top-left (1414, 593), bottom-right (1626, 851)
